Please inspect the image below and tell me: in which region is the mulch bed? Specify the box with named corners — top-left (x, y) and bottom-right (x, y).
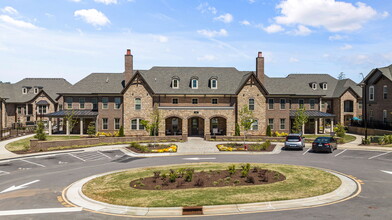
top-left (126, 144), bottom-right (175, 154)
top-left (130, 168), bottom-right (286, 190)
top-left (219, 144), bottom-right (276, 152)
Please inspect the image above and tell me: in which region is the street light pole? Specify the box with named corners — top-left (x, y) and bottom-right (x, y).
top-left (359, 73), bottom-right (368, 141)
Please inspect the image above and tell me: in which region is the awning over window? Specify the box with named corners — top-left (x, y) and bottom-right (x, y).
top-left (36, 100), bottom-right (49, 105)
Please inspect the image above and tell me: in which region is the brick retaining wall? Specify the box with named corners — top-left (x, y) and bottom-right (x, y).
top-left (348, 126), bottom-right (392, 136)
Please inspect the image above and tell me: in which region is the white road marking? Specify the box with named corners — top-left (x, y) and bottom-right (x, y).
top-left (368, 152), bottom-right (390, 160)
top-left (0, 170), bottom-right (10, 176)
top-left (183, 157), bottom-right (216, 160)
top-left (68, 153), bottom-right (86, 162)
top-left (0, 180), bottom-right (40, 193)
top-left (302, 148), bottom-right (311, 155)
top-left (0, 207), bottom-right (82, 216)
top-left (20, 159), bottom-right (45, 167)
top-left (334, 149), bottom-right (347, 157)
top-left (380, 170), bottom-right (392, 175)
top-left (97, 151), bottom-right (112, 159)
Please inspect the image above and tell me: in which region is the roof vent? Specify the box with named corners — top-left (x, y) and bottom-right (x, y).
top-left (106, 77), bottom-right (109, 83)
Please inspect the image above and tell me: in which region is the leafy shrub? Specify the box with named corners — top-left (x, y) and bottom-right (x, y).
top-left (361, 138), bottom-right (370, 145)
top-left (129, 142), bottom-right (151, 153)
top-left (379, 135), bottom-right (392, 145)
top-left (227, 165), bottom-right (236, 175)
top-left (235, 123), bottom-right (240, 136)
top-left (241, 163), bottom-right (251, 172)
top-left (213, 181), bottom-right (218, 186)
top-left (118, 126), bottom-right (125, 137)
top-left (34, 121), bottom-right (46, 141)
top-left (233, 180), bottom-right (240, 184)
top-left (169, 169), bottom-right (177, 182)
top-left (266, 125), bottom-right (272, 137)
top-left (272, 131), bottom-right (289, 137)
top-left (241, 169), bottom-right (249, 178)
top-left (334, 124), bottom-right (346, 138)
top-left (184, 169), bottom-right (194, 182)
top-left (246, 176), bottom-right (255, 184)
top-left (87, 122), bottom-right (96, 137)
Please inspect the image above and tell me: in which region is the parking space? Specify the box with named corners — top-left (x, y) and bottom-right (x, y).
top-left (338, 150), bottom-right (385, 160)
top-left (0, 159), bottom-right (42, 172)
top-left (70, 151), bottom-right (111, 162)
top-left (27, 154), bottom-right (84, 167)
top-left (0, 170), bottom-right (10, 176)
top-left (99, 150), bottom-right (124, 159)
top-left (371, 152), bottom-right (392, 162)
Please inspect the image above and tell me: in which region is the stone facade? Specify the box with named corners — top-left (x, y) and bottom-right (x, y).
top-left (366, 75), bottom-right (392, 124)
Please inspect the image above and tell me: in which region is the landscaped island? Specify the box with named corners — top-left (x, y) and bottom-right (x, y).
top-left (82, 163), bottom-right (341, 207)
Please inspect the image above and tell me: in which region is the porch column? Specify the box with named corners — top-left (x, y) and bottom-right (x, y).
top-left (48, 120), bottom-right (52, 135)
top-left (80, 118), bottom-right (83, 135)
top-left (204, 118), bottom-right (210, 139)
top-left (95, 117), bottom-right (99, 133)
top-left (331, 119), bottom-right (334, 133)
top-left (66, 120), bottom-right (70, 135)
top-left (182, 118), bottom-right (187, 136)
top-left (323, 118), bottom-right (326, 134)
top-left (314, 119), bottom-right (318, 134)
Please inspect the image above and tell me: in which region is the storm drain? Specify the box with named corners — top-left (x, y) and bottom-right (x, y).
top-left (182, 206), bottom-right (203, 215)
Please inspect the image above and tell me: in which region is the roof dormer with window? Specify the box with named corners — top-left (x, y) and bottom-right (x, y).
top-left (321, 82), bottom-right (327, 90)
top-left (210, 77), bottom-right (218, 89)
top-left (171, 76), bottom-right (180, 89)
top-left (310, 82), bottom-right (317, 90)
top-left (191, 76), bottom-right (198, 89)
top-left (22, 86), bottom-right (31, 94)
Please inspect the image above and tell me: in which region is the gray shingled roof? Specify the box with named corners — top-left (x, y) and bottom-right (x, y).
top-left (365, 64), bottom-right (392, 82)
top-left (139, 67), bottom-right (251, 95)
top-left (0, 78), bottom-right (72, 103)
top-left (264, 74), bottom-right (362, 98)
top-left (289, 110), bottom-right (335, 117)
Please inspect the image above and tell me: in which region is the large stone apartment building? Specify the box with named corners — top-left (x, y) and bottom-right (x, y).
top-left (1, 50), bottom-right (363, 138)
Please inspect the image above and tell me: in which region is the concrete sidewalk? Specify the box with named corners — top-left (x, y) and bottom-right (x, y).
top-left (0, 134), bottom-right (35, 159)
top-left (338, 133), bottom-right (392, 151)
top-left (64, 168), bottom-right (359, 217)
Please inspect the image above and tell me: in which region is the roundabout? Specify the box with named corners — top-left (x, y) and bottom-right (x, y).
top-left (64, 163), bottom-right (357, 217)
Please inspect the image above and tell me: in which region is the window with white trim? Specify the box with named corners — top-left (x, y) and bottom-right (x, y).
top-left (268, 118), bottom-right (274, 130)
top-left (191, 78), bottom-right (198, 89)
top-left (38, 106), bottom-right (47, 114)
top-left (280, 118), bottom-right (286, 130)
top-left (34, 88), bottom-right (39, 94)
top-left (66, 97), bottom-right (73, 109)
top-left (114, 118), bottom-right (120, 130)
top-left (22, 87), bottom-right (28, 94)
top-left (172, 98), bottom-right (178, 104)
top-left (79, 98), bottom-right (85, 109)
top-left (192, 98), bottom-right (198, 104)
top-left (211, 79), bottom-right (217, 89)
top-left (311, 83), bottom-right (317, 90)
top-left (114, 97), bottom-right (121, 109)
top-left (135, 98), bottom-right (141, 110)
top-left (310, 99), bottom-right (315, 110)
top-left (280, 99), bottom-right (286, 110)
top-left (322, 83), bottom-right (327, 90)
top-left (92, 98), bottom-right (98, 110)
top-left (102, 118), bottom-right (108, 130)
top-left (369, 86), bottom-right (374, 101)
top-left (211, 98), bottom-right (218, 104)
top-left (249, 98), bottom-right (255, 110)
top-left (102, 97), bottom-right (108, 109)
top-left (268, 98), bottom-right (274, 110)
top-left (358, 101), bottom-right (362, 109)
top-left (299, 99), bottom-right (304, 109)
top-left (131, 119), bottom-right (145, 130)
top-left (172, 79), bottom-right (179, 89)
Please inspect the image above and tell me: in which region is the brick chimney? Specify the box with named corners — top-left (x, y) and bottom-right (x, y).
top-left (124, 49), bottom-right (133, 84)
top-left (256, 51), bottom-right (265, 84)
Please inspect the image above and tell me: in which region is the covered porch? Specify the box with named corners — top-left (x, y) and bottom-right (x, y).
top-left (45, 110), bottom-right (98, 135)
top-left (290, 110), bottom-right (335, 134)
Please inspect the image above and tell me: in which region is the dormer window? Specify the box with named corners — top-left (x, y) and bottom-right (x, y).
top-left (210, 77), bottom-right (218, 89)
top-left (172, 76), bottom-right (179, 89)
top-left (321, 83), bottom-right (327, 90)
top-left (34, 88), bottom-right (39, 94)
top-left (191, 77), bottom-right (198, 89)
top-left (22, 87), bottom-right (27, 94)
top-left (311, 83), bottom-right (317, 90)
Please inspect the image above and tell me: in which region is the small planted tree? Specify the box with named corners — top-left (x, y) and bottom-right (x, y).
top-left (292, 108), bottom-right (308, 134)
top-left (334, 123), bottom-right (346, 138)
top-left (235, 123), bottom-right (241, 136)
top-left (239, 105), bottom-right (255, 144)
top-left (87, 122), bottom-right (96, 137)
top-left (64, 110), bottom-right (78, 136)
top-left (118, 125), bottom-right (125, 137)
top-left (34, 121), bottom-right (46, 141)
top-left (266, 125), bottom-right (272, 137)
top-left (141, 104), bottom-right (161, 146)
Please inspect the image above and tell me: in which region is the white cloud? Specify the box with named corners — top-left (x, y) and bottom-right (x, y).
top-left (329, 34), bottom-right (347, 41)
top-left (197, 3), bottom-right (217, 14)
top-left (94, 0), bottom-right (118, 5)
top-left (0, 15), bottom-right (39, 29)
top-left (197, 29), bottom-right (228, 38)
top-left (292, 25), bottom-right (311, 36)
top-left (197, 54), bottom-right (216, 61)
top-left (153, 35), bottom-right (168, 43)
top-left (340, 44), bottom-right (353, 50)
top-left (74, 9), bottom-right (110, 26)
top-left (274, 0), bottom-right (382, 32)
top-left (240, 20), bottom-right (250, 26)
top-left (248, 0), bottom-right (256, 3)
top-left (289, 57), bottom-right (299, 62)
top-left (214, 13), bottom-right (233, 23)
top-left (1, 6), bottom-right (18, 15)
top-left (69, 0), bottom-right (82, 2)
top-left (263, 24), bottom-right (284, 33)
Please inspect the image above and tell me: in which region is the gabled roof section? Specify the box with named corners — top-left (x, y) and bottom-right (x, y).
top-left (139, 66), bottom-right (250, 95)
top-left (235, 72), bottom-right (269, 95)
top-left (363, 64), bottom-right (392, 83)
top-left (0, 78), bottom-right (72, 103)
top-left (264, 73), bottom-right (361, 98)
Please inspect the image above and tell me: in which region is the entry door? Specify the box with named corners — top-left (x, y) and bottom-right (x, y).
top-left (191, 118), bottom-right (199, 135)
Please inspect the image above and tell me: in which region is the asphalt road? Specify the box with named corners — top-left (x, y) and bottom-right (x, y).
top-left (0, 148), bottom-right (391, 220)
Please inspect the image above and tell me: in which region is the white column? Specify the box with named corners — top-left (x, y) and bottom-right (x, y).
top-left (80, 118), bottom-right (83, 135)
top-left (314, 119), bottom-right (318, 134)
top-left (95, 118), bottom-right (99, 133)
top-left (323, 118), bottom-right (326, 134)
top-left (48, 120), bottom-right (52, 135)
top-left (331, 119), bottom-right (334, 133)
top-left (66, 120), bottom-right (70, 135)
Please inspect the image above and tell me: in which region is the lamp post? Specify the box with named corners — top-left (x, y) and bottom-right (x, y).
top-left (359, 81), bottom-right (368, 141)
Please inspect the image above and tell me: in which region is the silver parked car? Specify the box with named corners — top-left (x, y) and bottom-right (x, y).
top-left (284, 134), bottom-right (305, 150)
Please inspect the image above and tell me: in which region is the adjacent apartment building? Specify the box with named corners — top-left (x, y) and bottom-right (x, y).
top-left (361, 64), bottom-right (392, 130)
top-left (1, 50), bottom-right (363, 138)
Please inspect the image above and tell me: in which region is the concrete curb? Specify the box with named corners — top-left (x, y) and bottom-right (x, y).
top-left (64, 167), bottom-right (359, 217)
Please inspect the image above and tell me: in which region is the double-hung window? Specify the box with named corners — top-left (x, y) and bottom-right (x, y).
top-left (102, 97), bottom-right (108, 109)
top-left (280, 99), bottom-right (286, 110)
top-left (131, 119), bottom-right (145, 130)
top-left (268, 98), bottom-right (274, 110)
top-left (79, 98), bottom-right (85, 109)
top-left (135, 98), bottom-right (141, 110)
top-left (114, 97), bottom-right (121, 109)
top-left (249, 98), bottom-right (255, 110)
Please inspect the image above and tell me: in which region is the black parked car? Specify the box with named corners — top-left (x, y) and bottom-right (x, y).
top-left (312, 137), bottom-right (337, 153)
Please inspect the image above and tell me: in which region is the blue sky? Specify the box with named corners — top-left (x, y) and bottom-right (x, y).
top-left (0, 0), bottom-right (391, 84)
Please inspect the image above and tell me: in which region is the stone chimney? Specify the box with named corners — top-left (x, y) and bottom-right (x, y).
top-left (124, 49), bottom-right (133, 84)
top-left (256, 51), bottom-right (265, 84)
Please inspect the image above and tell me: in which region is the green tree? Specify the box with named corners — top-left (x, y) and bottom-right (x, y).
top-left (34, 121), bottom-right (46, 141)
top-left (87, 122), bottom-right (96, 137)
top-left (118, 125), bottom-right (125, 137)
top-left (64, 110), bottom-right (77, 136)
top-left (235, 123), bottom-right (240, 136)
top-left (141, 104), bottom-right (161, 136)
top-left (334, 123), bottom-right (346, 138)
top-left (238, 105), bottom-right (255, 144)
top-left (266, 125), bottom-right (272, 137)
top-left (292, 108), bottom-right (308, 134)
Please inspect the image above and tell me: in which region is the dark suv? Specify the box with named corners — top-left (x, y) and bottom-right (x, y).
top-left (312, 137), bottom-right (337, 153)
top-left (284, 134), bottom-right (305, 150)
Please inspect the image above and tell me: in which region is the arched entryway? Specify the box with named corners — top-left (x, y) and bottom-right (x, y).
top-left (210, 117), bottom-right (226, 135)
top-left (165, 117), bottom-right (182, 135)
top-left (188, 117), bottom-right (205, 137)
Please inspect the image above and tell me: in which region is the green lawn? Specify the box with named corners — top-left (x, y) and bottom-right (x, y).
top-left (83, 163), bottom-right (341, 207)
top-left (304, 134), bottom-right (356, 143)
top-left (5, 135), bottom-right (81, 152)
